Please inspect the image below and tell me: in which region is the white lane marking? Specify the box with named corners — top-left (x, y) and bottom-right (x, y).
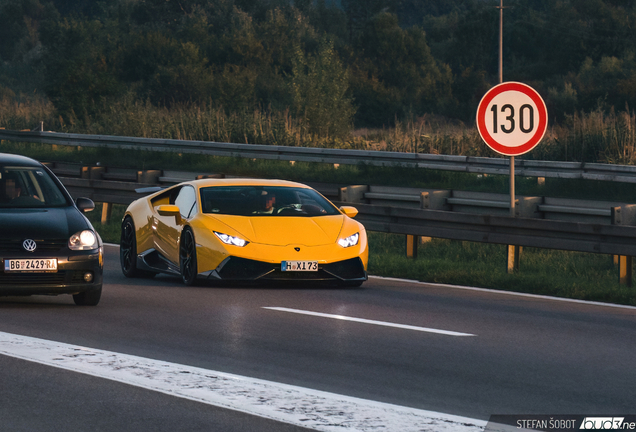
top-left (0, 331), bottom-right (485, 432)
top-left (370, 275), bottom-right (636, 310)
top-left (263, 307), bottom-right (476, 337)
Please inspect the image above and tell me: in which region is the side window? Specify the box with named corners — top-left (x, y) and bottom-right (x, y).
top-left (174, 186), bottom-right (197, 219)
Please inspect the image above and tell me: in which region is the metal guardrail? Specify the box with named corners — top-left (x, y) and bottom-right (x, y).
top-left (338, 184), bottom-right (635, 284)
top-left (335, 202), bottom-right (636, 257)
top-left (339, 185), bottom-right (636, 226)
top-left (42, 161), bottom-right (343, 206)
top-left (41, 161), bottom-right (634, 284)
top-left (49, 161), bottom-right (636, 227)
top-left (4, 128), bottom-right (636, 182)
top-left (44, 160), bottom-right (636, 248)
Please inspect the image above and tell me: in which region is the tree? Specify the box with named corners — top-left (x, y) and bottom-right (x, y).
top-left (351, 12), bottom-right (453, 125)
top-left (118, 31), bottom-right (214, 106)
top-left (40, 18), bottom-right (121, 120)
top-left (290, 38), bottom-right (355, 138)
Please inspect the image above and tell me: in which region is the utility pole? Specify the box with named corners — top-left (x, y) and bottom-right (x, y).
top-left (499, 0), bottom-right (504, 84)
top-left (497, 0), bottom-right (519, 272)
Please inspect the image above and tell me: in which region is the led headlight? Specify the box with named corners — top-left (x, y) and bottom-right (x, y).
top-left (338, 232), bottom-right (359, 248)
top-left (214, 231), bottom-right (249, 247)
top-left (69, 230), bottom-right (98, 250)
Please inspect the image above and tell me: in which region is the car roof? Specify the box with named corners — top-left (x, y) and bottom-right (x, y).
top-left (188, 178), bottom-right (312, 189)
top-left (0, 153), bottom-right (43, 167)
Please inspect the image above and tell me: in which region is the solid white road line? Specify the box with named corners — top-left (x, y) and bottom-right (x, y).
top-left (369, 275), bottom-right (636, 310)
top-left (0, 331), bottom-right (485, 432)
top-left (263, 307), bottom-right (476, 337)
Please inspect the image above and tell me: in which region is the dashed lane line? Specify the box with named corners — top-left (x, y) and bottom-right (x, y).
top-left (263, 307), bottom-right (476, 337)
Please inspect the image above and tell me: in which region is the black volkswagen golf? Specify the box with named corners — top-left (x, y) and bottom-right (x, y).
top-left (0, 153), bottom-right (103, 305)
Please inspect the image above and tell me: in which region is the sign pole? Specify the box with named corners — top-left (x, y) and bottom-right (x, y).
top-left (499, 0), bottom-right (503, 84)
top-left (497, 0), bottom-right (519, 271)
top-left (500, 0), bottom-right (515, 219)
top-left (509, 157), bottom-right (514, 218)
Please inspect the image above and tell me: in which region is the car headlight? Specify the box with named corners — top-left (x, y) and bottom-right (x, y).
top-left (69, 230), bottom-right (98, 250)
top-left (338, 232), bottom-right (359, 248)
top-left (214, 231), bottom-right (249, 247)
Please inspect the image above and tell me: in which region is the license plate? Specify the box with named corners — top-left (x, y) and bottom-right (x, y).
top-left (281, 260), bottom-right (318, 272)
top-left (4, 259), bottom-right (58, 273)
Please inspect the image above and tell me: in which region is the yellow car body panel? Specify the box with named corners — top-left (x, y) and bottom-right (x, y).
top-left (121, 178), bottom-right (368, 285)
top-left (205, 214), bottom-right (344, 246)
top-left (190, 214), bottom-right (368, 272)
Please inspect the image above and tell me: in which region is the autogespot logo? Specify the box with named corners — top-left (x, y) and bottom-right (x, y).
top-left (485, 415), bottom-right (636, 431)
top-left (580, 417), bottom-right (629, 430)
top-left (22, 239), bottom-right (37, 252)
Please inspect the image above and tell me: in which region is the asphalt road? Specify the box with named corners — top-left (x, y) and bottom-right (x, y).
top-left (0, 245), bottom-right (634, 431)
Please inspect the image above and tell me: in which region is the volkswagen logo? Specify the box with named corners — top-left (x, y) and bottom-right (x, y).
top-left (22, 239), bottom-right (37, 252)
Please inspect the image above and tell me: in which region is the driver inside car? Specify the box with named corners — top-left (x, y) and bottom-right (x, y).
top-left (253, 192), bottom-right (276, 215)
top-left (5, 179), bottom-right (21, 200)
top-left (0, 177), bottom-right (21, 203)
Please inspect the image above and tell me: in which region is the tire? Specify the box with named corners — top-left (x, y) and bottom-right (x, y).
top-left (73, 286), bottom-right (102, 306)
top-left (120, 216), bottom-right (155, 278)
top-left (180, 228), bottom-right (198, 286)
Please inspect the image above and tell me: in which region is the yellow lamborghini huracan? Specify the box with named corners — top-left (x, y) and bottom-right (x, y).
top-left (120, 179), bottom-right (368, 286)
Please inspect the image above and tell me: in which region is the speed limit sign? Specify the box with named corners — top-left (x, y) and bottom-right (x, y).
top-left (476, 82), bottom-right (548, 156)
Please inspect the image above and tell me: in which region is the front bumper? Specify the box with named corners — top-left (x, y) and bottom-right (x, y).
top-left (0, 248), bottom-right (103, 296)
top-left (201, 256), bottom-right (367, 283)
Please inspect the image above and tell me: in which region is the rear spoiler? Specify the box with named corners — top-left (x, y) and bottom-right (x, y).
top-left (135, 186), bottom-right (165, 194)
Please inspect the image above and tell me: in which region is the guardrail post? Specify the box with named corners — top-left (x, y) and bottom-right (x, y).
top-left (419, 192), bottom-right (432, 244)
top-left (88, 166), bottom-right (113, 224)
top-left (339, 185), bottom-right (368, 203)
top-left (406, 235), bottom-right (419, 258)
top-left (101, 203), bottom-right (112, 225)
top-left (619, 255), bottom-right (633, 286)
top-left (507, 197), bottom-right (521, 273)
top-left (612, 206), bottom-right (632, 286)
top-left (406, 191), bottom-right (436, 258)
top-left (138, 170), bottom-right (162, 184)
top-left (507, 245), bottom-right (520, 273)
top-left (89, 167), bottom-right (106, 179)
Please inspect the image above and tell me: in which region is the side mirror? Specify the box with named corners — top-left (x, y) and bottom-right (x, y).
top-left (76, 197), bottom-right (95, 213)
top-left (156, 204), bottom-right (180, 216)
top-left (156, 204), bottom-right (182, 224)
top-left (339, 206), bottom-right (358, 218)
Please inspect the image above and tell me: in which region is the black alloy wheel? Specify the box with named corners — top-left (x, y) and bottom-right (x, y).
top-left (120, 216), bottom-right (155, 278)
top-left (120, 217), bottom-right (139, 277)
top-left (180, 228), bottom-right (198, 286)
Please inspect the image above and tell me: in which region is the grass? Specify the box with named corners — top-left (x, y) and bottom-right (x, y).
top-left (369, 234), bottom-right (635, 306)
top-left (85, 203), bottom-right (127, 246)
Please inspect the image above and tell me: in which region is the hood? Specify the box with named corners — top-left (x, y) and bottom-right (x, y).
top-left (208, 214), bottom-right (345, 246)
top-left (0, 207), bottom-right (89, 240)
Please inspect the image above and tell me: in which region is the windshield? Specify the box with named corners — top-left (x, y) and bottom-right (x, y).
top-left (0, 166), bottom-right (68, 208)
top-left (200, 186), bottom-right (340, 217)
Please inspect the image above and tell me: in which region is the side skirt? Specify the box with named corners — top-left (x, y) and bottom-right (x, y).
top-left (137, 249), bottom-right (180, 276)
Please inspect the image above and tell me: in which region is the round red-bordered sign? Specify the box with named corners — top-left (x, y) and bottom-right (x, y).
top-left (476, 82), bottom-right (547, 156)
